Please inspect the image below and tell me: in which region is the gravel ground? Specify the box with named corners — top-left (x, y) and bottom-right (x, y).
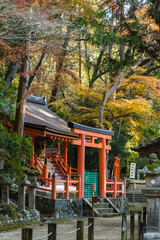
top-left (0, 215), bottom-right (139, 240)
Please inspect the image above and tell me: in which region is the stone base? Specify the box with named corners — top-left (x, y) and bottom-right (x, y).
top-left (29, 209), bottom-right (40, 221)
top-left (36, 197), bottom-right (83, 219)
top-left (144, 233), bottom-right (160, 240)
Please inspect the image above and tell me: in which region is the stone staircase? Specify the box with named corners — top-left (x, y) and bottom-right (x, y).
top-left (94, 201), bottom-right (117, 217)
top-left (47, 159), bottom-right (64, 181)
top-left (84, 198), bottom-right (120, 217)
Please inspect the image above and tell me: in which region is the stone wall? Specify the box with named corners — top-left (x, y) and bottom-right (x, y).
top-left (36, 196), bottom-right (83, 219)
top-left (109, 198), bottom-right (128, 213)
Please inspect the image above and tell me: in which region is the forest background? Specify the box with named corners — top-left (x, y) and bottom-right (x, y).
top-left (0, 0), bottom-right (159, 180)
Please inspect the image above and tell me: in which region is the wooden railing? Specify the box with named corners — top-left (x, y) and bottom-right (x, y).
top-left (36, 174), bottom-right (81, 199)
top-left (34, 153), bottom-right (44, 174)
top-left (31, 152), bottom-right (78, 186)
top-left (50, 153), bottom-right (67, 177)
top-left (71, 167), bottom-right (77, 178)
top-left (47, 153), bottom-right (77, 181)
top-left (106, 178), bottom-right (126, 198)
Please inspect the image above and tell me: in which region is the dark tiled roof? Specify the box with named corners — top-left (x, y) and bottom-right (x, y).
top-left (131, 137), bottom-right (160, 157)
top-left (68, 122), bottom-right (114, 136)
top-left (24, 96), bottom-right (72, 135)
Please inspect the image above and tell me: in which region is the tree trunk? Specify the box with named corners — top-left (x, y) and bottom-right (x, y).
top-left (14, 43), bottom-right (30, 137)
top-left (5, 59), bottom-right (21, 87)
top-left (99, 58), bottom-right (142, 128)
top-left (50, 28), bottom-right (70, 103)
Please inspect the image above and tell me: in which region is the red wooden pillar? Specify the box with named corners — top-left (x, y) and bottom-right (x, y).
top-left (64, 174), bottom-right (69, 199)
top-left (114, 156), bottom-right (120, 181)
top-left (77, 134), bottom-right (85, 198)
top-left (51, 173), bottom-right (56, 199)
top-left (77, 174), bottom-right (81, 199)
top-left (64, 142), bottom-right (68, 166)
top-left (114, 156), bottom-right (120, 191)
top-left (43, 158), bottom-right (48, 185)
top-left (99, 138), bottom-right (106, 198)
top-left (30, 137), bottom-right (35, 167)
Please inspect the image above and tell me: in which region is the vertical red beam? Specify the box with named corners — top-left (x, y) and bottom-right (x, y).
top-left (117, 157), bottom-right (120, 182)
top-left (64, 142), bottom-right (68, 166)
top-left (30, 137), bottom-right (35, 167)
top-left (43, 158), bottom-right (47, 185)
top-left (77, 134), bottom-right (85, 198)
top-left (51, 173), bottom-right (56, 199)
top-left (114, 156), bottom-right (120, 191)
top-left (58, 142), bottom-right (60, 153)
top-left (114, 156), bottom-right (120, 181)
top-left (76, 174), bottom-right (81, 199)
top-left (68, 161), bottom-right (71, 180)
top-left (99, 138), bottom-right (106, 198)
top-left (114, 156), bottom-right (117, 179)
top-left (64, 174), bottom-right (69, 199)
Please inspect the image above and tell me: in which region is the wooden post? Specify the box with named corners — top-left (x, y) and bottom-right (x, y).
top-left (68, 161), bottom-right (71, 180)
top-left (64, 174), bottom-right (69, 199)
top-left (51, 173), bottom-right (56, 199)
top-left (113, 177), bottom-right (117, 198)
top-left (138, 211), bottom-right (142, 240)
top-left (88, 217), bottom-right (94, 240)
top-left (143, 207), bottom-right (146, 233)
top-left (43, 158), bottom-right (47, 185)
top-left (139, 222), bottom-right (144, 240)
top-left (114, 156), bottom-right (120, 191)
top-left (121, 184), bottom-right (124, 213)
top-left (22, 228), bottom-right (33, 240)
top-left (48, 173), bottom-right (51, 188)
top-left (121, 213), bottom-right (127, 240)
top-left (133, 182), bottom-right (136, 208)
top-left (130, 211), bottom-right (135, 240)
top-left (123, 178), bottom-right (126, 198)
top-left (117, 157), bottom-right (120, 188)
top-left (64, 142), bottom-right (68, 166)
top-left (77, 220), bottom-right (84, 240)
top-left (30, 138), bottom-right (35, 167)
top-left (77, 174), bottom-right (81, 198)
top-left (99, 138), bottom-right (106, 198)
top-left (114, 156), bottom-right (120, 183)
top-left (30, 155), bottom-right (34, 167)
top-left (48, 223), bottom-right (56, 240)
top-left (77, 134), bottom-right (85, 198)
top-left (92, 184), bottom-right (95, 217)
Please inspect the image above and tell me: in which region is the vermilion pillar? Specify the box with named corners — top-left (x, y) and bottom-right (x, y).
top-left (99, 138), bottom-right (106, 198)
top-left (114, 156), bottom-right (120, 191)
top-left (64, 142), bottom-right (68, 166)
top-left (30, 137), bottom-right (35, 167)
top-left (114, 156), bottom-right (120, 181)
top-left (77, 134), bottom-right (85, 198)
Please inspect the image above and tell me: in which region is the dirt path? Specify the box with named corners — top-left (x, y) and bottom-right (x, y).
top-left (0, 216), bottom-right (138, 240)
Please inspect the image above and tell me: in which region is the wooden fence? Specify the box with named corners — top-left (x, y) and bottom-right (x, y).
top-left (21, 209), bottom-right (147, 240)
top-left (22, 218), bottom-right (94, 240)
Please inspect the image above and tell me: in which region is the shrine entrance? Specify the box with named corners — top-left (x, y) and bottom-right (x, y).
top-left (68, 122), bottom-right (114, 198)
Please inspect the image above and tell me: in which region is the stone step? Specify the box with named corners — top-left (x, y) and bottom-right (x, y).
top-left (94, 203), bottom-right (109, 208)
top-left (47, 168), bottom-right (60, 173)
top-left (98, 208), bottom-right (114, 214)
top-left (100, 213), bottom-right (120, 217)
top-left (99, 198), bottom-right (107, 203)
